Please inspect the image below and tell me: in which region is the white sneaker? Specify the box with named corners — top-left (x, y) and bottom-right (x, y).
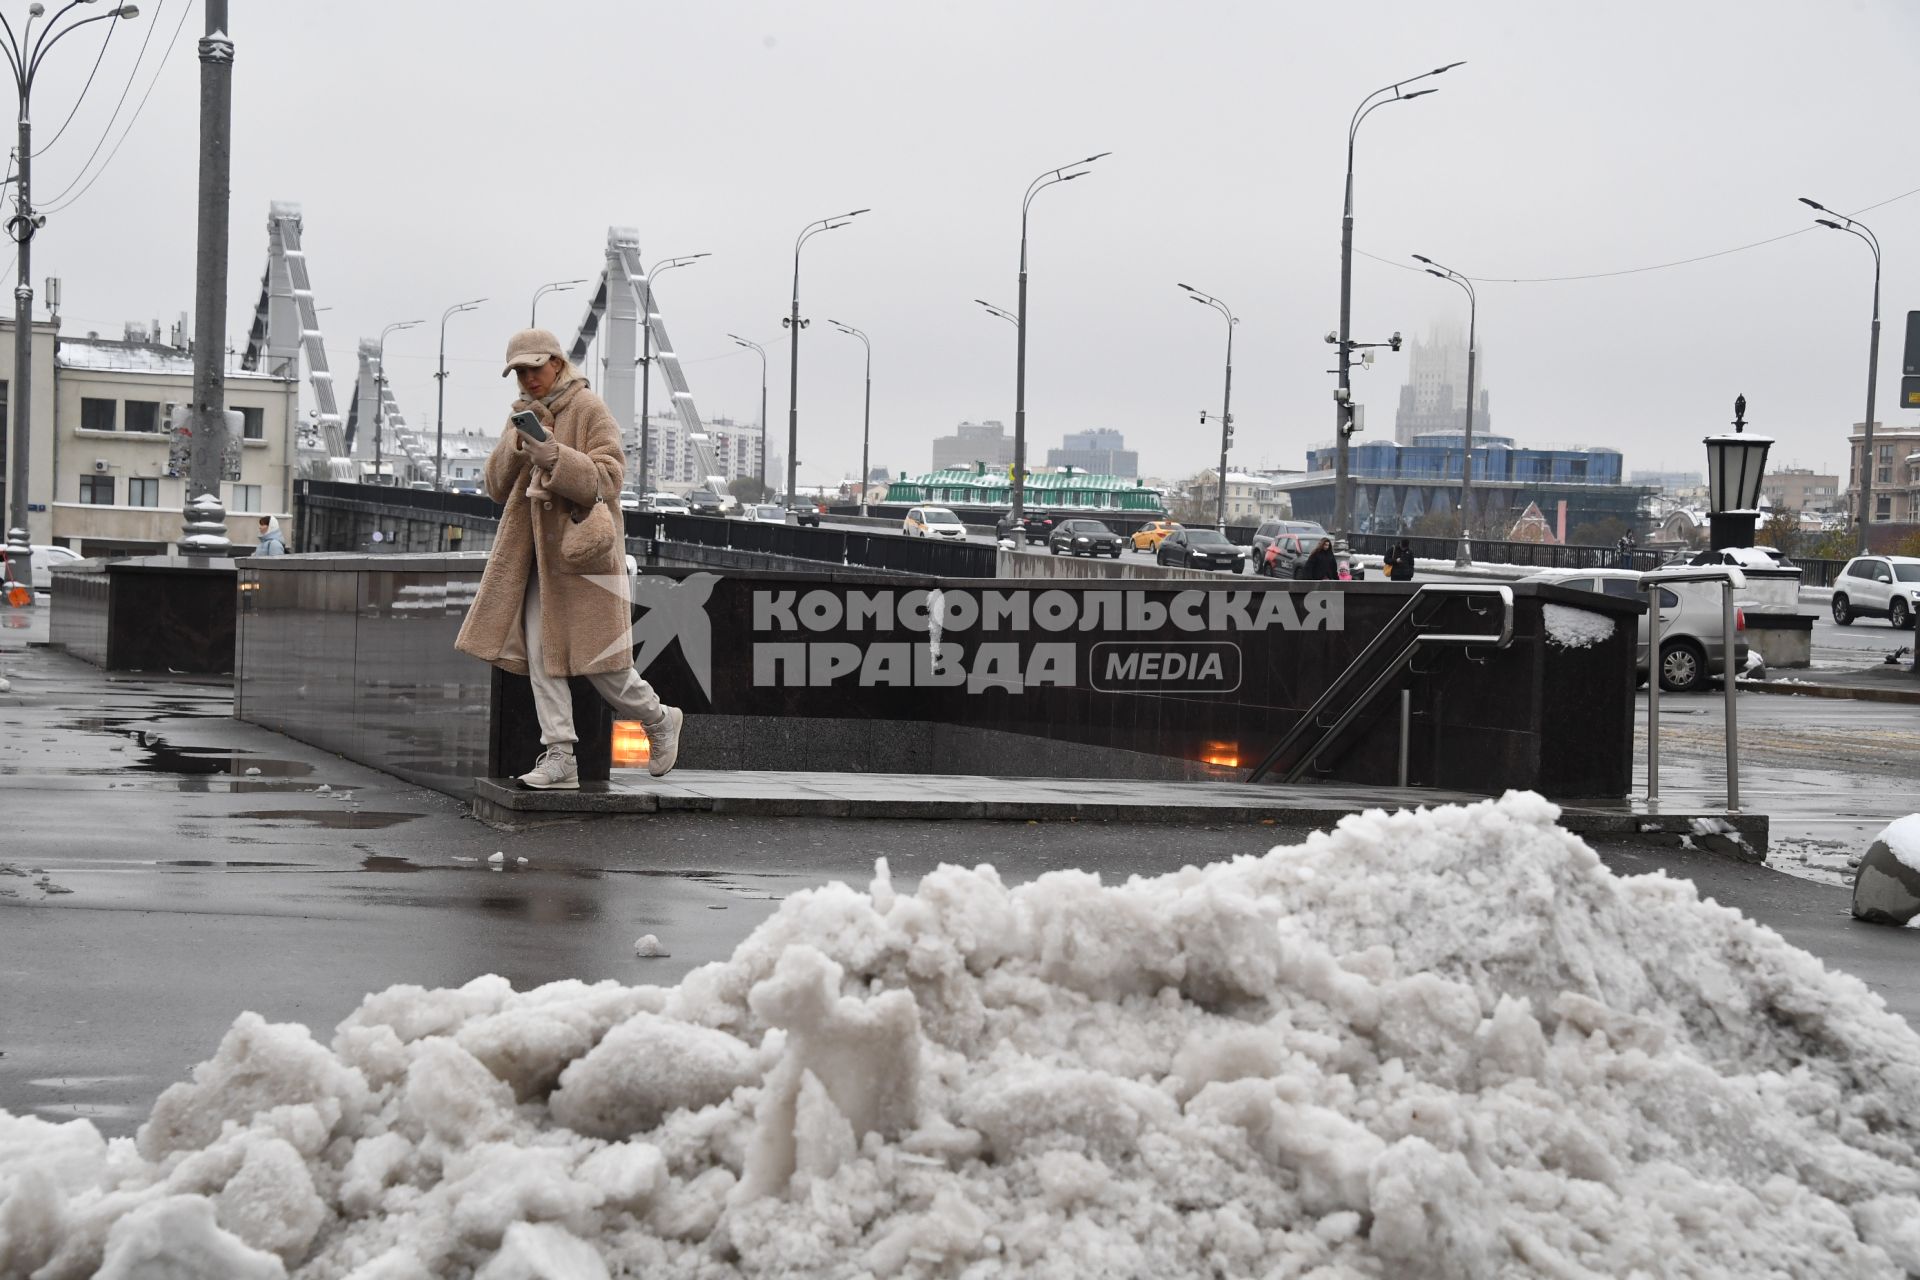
top-left (646, 707), bottom-right (682, 778)
top-left (518, 745), bottom-right (578, 790)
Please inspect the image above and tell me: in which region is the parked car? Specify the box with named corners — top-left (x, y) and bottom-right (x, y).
top-left (1830, 555), bottom-right (1920, 629)
top-left (1259, 530), bottom-right (1324, 578)
top-left (644, 493), bottom-right (691, 516)
top-left (686, 489), bottom-right (725, 517)
top-left (1131, 519), bottom-right (1182, 553)
top-left (1157, 527), bottom-right (1246, 572)
top-left (743, 503), bottom-right (788, 524)
top-left (618, 489), bottom-right (642, 510)
top-left (1048, 518), bottom-right (1124, 558)
top-left (1251, 519), bottom-right (1325, 573)
top-left (903, 506), bottom-right (967, 539)
top-left (1522, 568), bottom-right (1750, 692)
top-left (0, 544), bottom-right (83, 591)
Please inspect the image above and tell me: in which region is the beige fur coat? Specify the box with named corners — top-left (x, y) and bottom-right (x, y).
top-left (454, 380), bottom-right (631, 677)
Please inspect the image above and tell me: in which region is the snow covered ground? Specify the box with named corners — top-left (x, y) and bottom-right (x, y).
top-left (5, 793), bottom-right (1920, 1278)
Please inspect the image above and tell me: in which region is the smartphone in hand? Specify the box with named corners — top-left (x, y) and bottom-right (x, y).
top-left (510, 410), bottom-right (549, 442)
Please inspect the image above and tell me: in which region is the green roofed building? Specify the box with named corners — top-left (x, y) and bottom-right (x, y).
top-left (885, 466), bottom-right (1164, 513)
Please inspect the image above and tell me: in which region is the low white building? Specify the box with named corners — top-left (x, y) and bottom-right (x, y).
top-left (3, 319), bottom-right (299, 555)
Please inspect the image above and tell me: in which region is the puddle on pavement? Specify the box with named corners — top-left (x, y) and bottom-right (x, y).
top-left (58, 719), bottom-right (315, 779)
top-left (361, 855), bottom-right (422, 873)
top-left (231, 809), bottom-right (420, 830)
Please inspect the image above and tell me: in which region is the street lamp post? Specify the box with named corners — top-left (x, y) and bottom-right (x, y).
top-left (1332, 63), bottom-right (1462, 541)
top-left (636, 253), bottom-right (707, 498)
top-left (1013, 152), bottom-right (1108, 522)
top-left (784, 209), bottom-right (868, 505)
top-left (434, 298), bottom-right (485, 492)
top-left (1412, 254), bottom-right (1477, 565)
top-left (530, 278), bottom-right (586, 329)
top-left (727, 334), bottom-right (768, 496)
top-left (375, 320), bottom-right (422, 483)
top-left (829, 321), bottom-right (872, 515)
top-left (1178, 284), bottom-right (1236, 533)
top-left (1801, 197), bottom-right (1882, 554)
top-left (2, 1), bottom-right (142, 594)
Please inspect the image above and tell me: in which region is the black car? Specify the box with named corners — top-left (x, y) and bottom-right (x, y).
top-left (994, 511), bottom-right (1027, 541)
top-left (1020, 511), bottom-right (1059, 545)
top-left (1048, 519), bottom-right (1124, 558)
top-left (1158, 527), bottom-right (1246, 572)
top-left (1250, 519), bottom-right (1326, 573)
top-left (687, 489), bottom-right (725, 516)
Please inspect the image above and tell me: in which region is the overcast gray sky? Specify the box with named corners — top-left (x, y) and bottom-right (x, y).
top-left (24, 0), bottom-right (1920, 486)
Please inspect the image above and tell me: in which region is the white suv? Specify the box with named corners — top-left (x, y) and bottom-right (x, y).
top-left (1831, 555), bottom-right (1920, 629)
top-left (1523, 568), bottom-right (1749, 693)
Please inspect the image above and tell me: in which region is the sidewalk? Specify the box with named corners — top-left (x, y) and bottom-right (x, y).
top-left (5, 613), bottom-right (1914, 1139)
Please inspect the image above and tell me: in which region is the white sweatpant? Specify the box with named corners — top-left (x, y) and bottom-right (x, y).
top-left (523, 574), bottom-right (666, 747)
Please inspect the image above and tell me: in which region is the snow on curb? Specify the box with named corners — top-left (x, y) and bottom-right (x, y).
top-left (5, 793), bottom-right (1920, 1277)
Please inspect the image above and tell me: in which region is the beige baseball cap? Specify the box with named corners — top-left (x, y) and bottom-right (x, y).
top-left (501, 328), bottom-right (565, 377)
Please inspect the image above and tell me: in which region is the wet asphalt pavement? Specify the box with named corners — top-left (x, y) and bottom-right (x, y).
top-left (3, 607), bottom-right (1917, 1137)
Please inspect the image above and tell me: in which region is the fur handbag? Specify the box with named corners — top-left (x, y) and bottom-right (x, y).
top-left (561, 468), bottom-right (617, 571)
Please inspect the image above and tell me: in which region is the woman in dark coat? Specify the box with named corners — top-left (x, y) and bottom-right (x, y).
top-left (1389, 539), bottom-right (1414, 581)
top-left (1301, 537), bottom-right (1340, 581)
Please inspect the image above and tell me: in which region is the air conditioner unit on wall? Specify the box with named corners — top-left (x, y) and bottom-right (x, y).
top-left (93, 459), bottom-right (110, 472)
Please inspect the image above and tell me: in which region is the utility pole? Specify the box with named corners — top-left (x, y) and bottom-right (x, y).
top-left (728, 334), bottom-right (768, 498)
top-left (180, 0), bottom-right (235, 552)
top-left (1179, 285), bottom-right (1236, 532)
top-left (830, 321), bottom-right (872, 515)
top-left (435, 299), bottom-right (484, 492)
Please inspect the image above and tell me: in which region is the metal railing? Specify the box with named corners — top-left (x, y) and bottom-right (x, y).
top-left (628, 511), bottom-right (999, 577)
top-left (1643, 566), bottom-right (1746, 810)
top-left (1245, 584), bottom-right (1515, 785)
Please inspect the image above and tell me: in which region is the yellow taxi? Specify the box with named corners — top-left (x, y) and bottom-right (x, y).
top-left (1130, 519), bottom-right (1183, 552)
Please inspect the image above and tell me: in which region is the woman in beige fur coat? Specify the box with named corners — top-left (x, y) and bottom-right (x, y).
top-left (453, 328), bottom-right (682, 789)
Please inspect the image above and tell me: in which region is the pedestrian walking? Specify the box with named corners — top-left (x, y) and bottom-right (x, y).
top-left (1389, 538), bottom-right (1414, 581)
top-left (454, 328), bottom-right (683, 790)
top-left (254, 516), bottom-right (287, 556)
top-left (1301, 536), bottom-right (1340, 581)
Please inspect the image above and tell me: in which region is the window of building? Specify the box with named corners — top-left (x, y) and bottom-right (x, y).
top-left (124, 400), bottom-right (161, 433)
top-left (1880, 444), bottom-right (1895, 462)
top-left (128, 477), bottom-right (159, 507)
top-left (1876, 496), bottom-right (1892, 521)
top-left (239, 406), bottom-right (265, 440)
top-left (231, 483), bottom-right (261, 513)
top-left (80, 398), bottom-right (116, 432)
top-left (79, 475), bottom-right (114, 504)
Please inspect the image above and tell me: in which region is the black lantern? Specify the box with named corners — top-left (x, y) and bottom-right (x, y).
top-left (1704, 394), bottom-right (1773, 550)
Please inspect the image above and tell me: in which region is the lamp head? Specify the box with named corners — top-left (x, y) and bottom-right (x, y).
top-left (1433, 60), bottom-right (1465, 74)
top-left (1425, 268), bottom-right (1446, 279)
top-left (1084, 151), bottom-right (1113, 163)
top-left (27, 3), bottom-right (43, 16)
top-left (1816, 218), bottom-right (1843, 231)
top-left (1404, 88), bottom-right (1438, 100)
top-left (1798, 197), bottom-right (1825, 211)
top-left (116, 5), bottom-right (139, 15)
top-left (1411, 254), bottom-right (1432, 265)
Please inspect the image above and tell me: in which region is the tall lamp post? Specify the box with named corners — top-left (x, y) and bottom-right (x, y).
top-left (2, 1), bottom-right (142, 594)
top-left (829, 321), bottom-right (872, 515)
top-left (784, 208), bottom-right (869, 504)
top-left (1801, 197), bottom-right (1881, 554)
top-left (636, 253), bottom-right (707, 498)
top-left (727, 334), bottom-right (768, 496)
top-left (433, 298), bottom-right (485, 491)
top-left (1178, 284), bottom-right (1236, 532)
top-left (1332, 63), bottom-right (1462, 541)
top-left (1013, 152), bottom-right (1108, 522)
top-left (374, 320), bottom-right (421, 483)
top-left (1412, 254), bottom-right (1477, 565)
top-left (530, 278), bottom-right (586, 329)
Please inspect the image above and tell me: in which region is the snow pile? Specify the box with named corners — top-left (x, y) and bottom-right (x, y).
top-left (1542, 601), bottom-right (1615, 649)
top-left (1879, 814), bottom-right (1920, 875)
top-left (6, 794), bottom-right (1920, 1277)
